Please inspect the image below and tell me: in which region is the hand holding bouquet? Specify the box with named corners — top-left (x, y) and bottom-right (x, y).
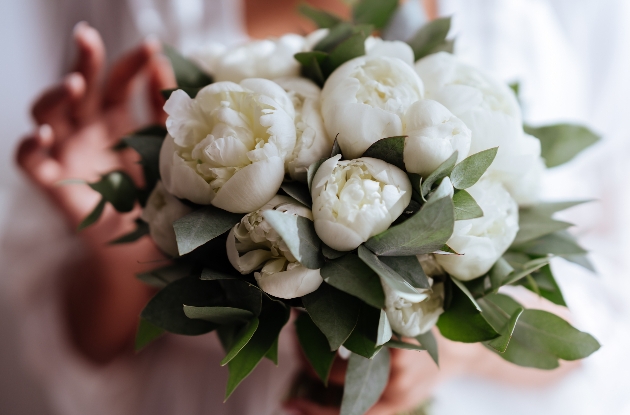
top-left (76, 2), bottom-right (600, 414)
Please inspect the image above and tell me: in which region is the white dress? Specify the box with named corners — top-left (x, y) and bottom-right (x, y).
top-left (2, 1), bottom-right (630, 414)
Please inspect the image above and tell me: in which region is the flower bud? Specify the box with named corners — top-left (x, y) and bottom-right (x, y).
top-left (311, 156), bottom-right (412, 251)
top-left (226, 195), bottom-right (323, 299)
top-left (141, 181), bottom-right (193, 257)
top-left (383, 279), bottom-right (445, 337)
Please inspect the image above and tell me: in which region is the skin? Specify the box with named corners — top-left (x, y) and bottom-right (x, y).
top-left (16, 1), bottom-right (576, 414)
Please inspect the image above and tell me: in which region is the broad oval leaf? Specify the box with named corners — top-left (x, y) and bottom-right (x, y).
top-left (262, 210), bottom-right (325, 269)
top-left (379, 255), bottom-right (430, 289)
top-left (407, 17), bottom-right (453, 61)
top-left (298, 4), bottom-right (344, 28)
top-left (135, 318), bottom-right (165, 352)
top-left (340, 349), bottom-right (391, 415)
top-left (421, 151), bottom-right (458, 196)
top-left (385, 340), bottom-right (425, 351)
top-left (450, 147), bottom-right (498, 190)
top-left (524, 124), bottom-right (600, 168)
top-left (77, 198), bottom-right (106, 230)
top-left (220, 317), bottom-right (260, 366)
top-left (416, 330), bottom-right (439, 365)
top-left (173, 206), bottom-right (243, 255)
top-left (362, 136), bottom-right (406, 171)
top-left (183, 306), bottom-right (254, 325)
top-left (352, 0), bottom-right (398, 29)
top-left (281, 181), bottom-right (312, 207)
top-left (296, 312), bottom-right (337, 386)
top-left (511, 230), bottom-right (586, 256)
top-left (364, 196), bottom-right (454, 256)
top-left (163, 44), bottom-right (213, 88)
top-left (452, 189), bottom-right (484, 221)
top-left (89, 171), bottom-right (137, 212)
top-left (322, 253), bottom-right (385, 309)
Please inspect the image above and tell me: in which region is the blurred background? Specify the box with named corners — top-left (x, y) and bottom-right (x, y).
top-left (1, 0), bottom-right (630, 414)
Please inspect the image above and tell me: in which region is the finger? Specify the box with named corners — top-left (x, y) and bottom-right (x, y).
top-left (71, 22), bottom-right (106, 121)
top-left (16, 125), bottom-right (62, 186)
top-left (31, 73), bottom-right (86, 137)
top-left (147, 54), bottom-right (177, 124)
top-left (283, 399), bottom-right (339, 415)
top-left (102, 37), bottom-right (161, 109)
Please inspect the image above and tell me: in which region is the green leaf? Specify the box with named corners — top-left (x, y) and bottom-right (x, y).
top-left (298, 3), bottom-right (344, 28)
top-left (220, 318), bottom-right (260, 366)
top-left (322, 244), bottom-right (346, 260)
top-left (262, 210), bottom-right (324, 269)
top-left (449, 147), bottom-right (498, 189)
top-left (352, 0), bottom-right (398, 29)
top-left (217, 279), bottom-right (264, 317)
top-left (314, 23), bottom-right (356, 52)
top-left (327, 32), bottom-right (368, 73)
top-left (406, 17), bottom-right (453, 61)
top-left (343, 304), bottom-right (384, 359)
top-left (523, 265), bottom-right (567, 307)
top-left (385, 340), bottom-right (425, 351)
top-left (364, 196), bottom-right (454, 256)
top-left (121, 128), bottom-right (166, 203)
top-left (173, 206), bottom-right (243, 255)
top-left (500, 256), bottom-right (550, 287)
top-left (307, 158), bottom-right (326, 191)
top-left (137, 262), bottom-right (196, 288)
top-left (109, 219), bottom-right (149, 244)
top-left (379, 255), bottom-right (430, 289)
top-left (141, 276), bottom-right (219, 335)
top-left (357, 246), bottom-right (425, 299)
top-left (331, 137), bottom-right (342, 158)
top-left (200, 268), bottom-right (240, 281)
top-left (416, 331), bottom-right (439, 365)
top-left (562, 254), bottom-right (596, 273)
top-left (452, 189), bottom-right (483, 221)
top-left (376, 309), bottom-right (393, 346)
top-left (486, 307), bottom-right (523, 353)
top-left (524, 124), bottom-right (600, 168)
top-left (361, 136), bottom-right (406, 171)
top-left (513, 207), bottom-right (573, 245)
top-left (511, 231), bottom-right (586, 256)
top-left (295, 51), bottom-right (328, 86)
top-left (281, 181), bottom-right (312, 207)
top-left (489, 257), bottom-right (514, 291)
top-left (135, 318), bottom-right (165, 352)
top-left (321, 254), bottom-right (385, 309)
top-left (225, 301), bottom-right (289, 399)
top-left (85, 171), bottom-right (137, 214)
top-left (407, 173), bottom-right (424, 203)
top-left (296, 312), bottom-right (336, 385)
top-left (77, 198), bottom-right (106, 230)
top-left (421, 151), bottom-right (458, 196)
top-left (436, 280), bottom-right (499, 343)
top-left (183, 306), bottom-right (254, 325)
top-left (163, 44), bottom-right (213, 88)
top-left (522, 200), bottom-right (591, 217)
top-left (265, 336), bottom-right (279, 365)
top-left (302, 283), bottom-right (361, 351)
top-left (340, 349), bottom-right (391, 415)
top-left (450, 277), bottom-right (481, 311)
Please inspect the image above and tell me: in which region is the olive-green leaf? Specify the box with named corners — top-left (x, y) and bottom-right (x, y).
top-left (452, 189), bottom-right (484, 221)
top-left (327, 32), bottom-right (368, 72)
top-left (77, 198), bottom-right (106, 230)
top-left (511, 230), bottom-right (586, 256)
top-left (302, 283), bottom-right (361, 351)
top-left (364, 196), bottom-right (454, 256)
top-left (486, 307), bottom-right (523, 353)
top-left (352, 0), bottom-right (398, 29)
top-left (513, 207), bottom-right (574, 245)
top-left (183, 306), bottom-right (254, 325)
top-left (343, 305), bottom-right (384, 359)
top-left (281, 181), bottom-right (312, 207)
top-left (416, 330), bottom-right (439, 365)
top-left (262, 210), bottom-right (325, 270)
top-left (298, 3), bottom-right (344, 28)
top-left (163, 44), bottom-right (213, 88)
top-left (361, 136), bottom-right (406, 171)
top-left (406, 17), bottom-right (453, 61)
top-left (522, 265), bottom-right (567, 307)
top-left (379, 255), bottom-right (430, 289)
top-left (376, 310), bottom-right (392, 346)
top-left (385, 340), bottom-right (425, 351)
top-left (340, 349), bottom-right (391, 415)
top-left (524, 124), bottom-right (600, 168)
top-left (135, 318), bottom-right (165, 352)
top-left (220, 318), bottom-right (260, 366)
top-left (322, 244), bottom-right (346, 260)
top-left (450, 277), bottom-right (481, 311)
top-left (421, 151), bottom-right (458, 196)
top-left (296, 312), bottom-right (336, 386)
top-left (322, 253), bottom-right (385, 309)
top-left (173, 206), bottom-right (243, 255)
top-left (450, 147), bottom-right (498, 189)
top-left (357, 246), bottom-right (425, 299)
top-left (87, 170), bottom-right (138, 212)
top-left (136, 262), bottom-right (196, 289)
top-left (307, 158), bottom-right (326, 191)
top-left (109, 219), bottom-right (149, 244)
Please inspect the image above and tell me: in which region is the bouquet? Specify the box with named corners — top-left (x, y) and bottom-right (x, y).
top-left (77, 1), bottom-right (601, 413)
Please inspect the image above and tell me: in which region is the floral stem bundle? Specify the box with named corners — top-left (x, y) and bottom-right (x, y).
top-left (78, 1), bottom-right (600, 414)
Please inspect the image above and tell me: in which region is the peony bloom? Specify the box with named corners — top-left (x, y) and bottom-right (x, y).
top-left (159, 79), bottom-right (296, 213)
top-left (321, 56), bottom-right (424, 159)
top-left (436, 179), bottom-right (519, 281)
top-left (274, 77), bottom-right (333, 182)
top-left (415, 52), bottom-right (542, 205)
top-left (383, 279), bottom-right (445, 337)
top-left (364, 36), bottom-right (415, 66)
top-left (403, 100), bottom-right (472, 177)
top-left (141, 181), bottom-right (193, 257)
top-left (311, 156), bottom-right (411, 251)
top-left (226, 195), bottom-right (323, 299)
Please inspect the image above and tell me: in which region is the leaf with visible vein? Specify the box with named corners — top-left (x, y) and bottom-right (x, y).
top-left (340, 350), bottom-right (391, 415)
top-left (450, 147), bottom-right (498, 189)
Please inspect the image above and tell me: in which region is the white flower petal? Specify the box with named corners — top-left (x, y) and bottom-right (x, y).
top-left (255, 266), bottom-right (323, 299)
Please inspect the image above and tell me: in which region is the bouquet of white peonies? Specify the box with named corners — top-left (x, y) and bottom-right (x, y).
top-left (78, 1), bottom-right (601, 413)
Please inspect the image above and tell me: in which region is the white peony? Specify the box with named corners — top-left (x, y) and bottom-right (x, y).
top-left (141, 181), bottom-right (193, 257)
top-left (364, 36), bottom-right (415, 66)
top-left (311, 156), bottom-right (412, 251)
top-left (403, 100), bottom-right (472, 177)
top-left (436, 179), bottom-right (519, 281)
top-left (415, 52), bottom-right (542, 205)
top-left (159, 79), bottom-right (296, 213)
top-left (274, 77), bottom-right (332, 182)
top-left (226, 195), bottom-right (323, 299)
top-left (383, 280), bottom-right (445, 337)
top-left (321, 56), bottom-right (424, 159)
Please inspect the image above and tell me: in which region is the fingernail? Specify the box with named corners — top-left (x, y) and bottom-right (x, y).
top-left (144, 34), bottom-right (162, 53)
top-left (38, 124), bottom-right (54, 146)
top-left (73, 21), bottom-right (89, 37)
